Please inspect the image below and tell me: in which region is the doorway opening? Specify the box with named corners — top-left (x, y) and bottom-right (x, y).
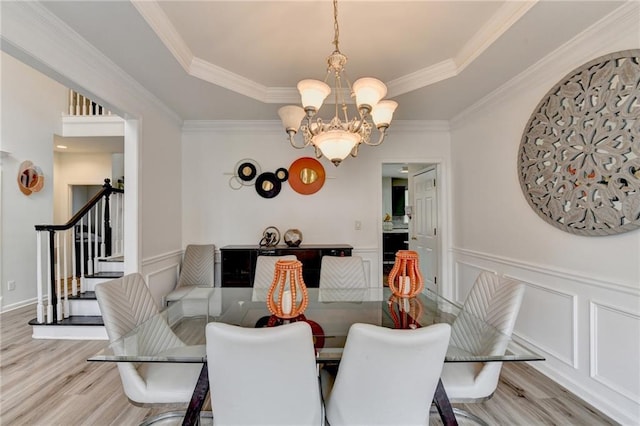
top-left (381, 163), bottom-right (439, 292)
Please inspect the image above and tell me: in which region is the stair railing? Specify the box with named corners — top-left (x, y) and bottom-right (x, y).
top-left (67, 89), bottom-right (112, 116)
top-left (34, 178), bottom-right (124, 324)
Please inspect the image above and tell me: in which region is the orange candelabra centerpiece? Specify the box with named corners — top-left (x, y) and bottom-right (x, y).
top-left (267, 259), bottom-right (309, 319)
top-left (387, 250), bottom-right (424, 298)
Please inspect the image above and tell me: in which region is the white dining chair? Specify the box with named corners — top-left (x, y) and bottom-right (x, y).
top-left (251, 254), bottom-right (297, 301)
top-left (438, 271), bottom-right (525, 425)
top-left (95, 273), bottom-right (207, 424)
top-left (318, 255), bottom-right (367, 301)
top-left (321, 322), bottom-right (451, 426)
top-left (165, 244), bottom-right (215, 304)
top-left (206, 321), bottom-right (323, 425)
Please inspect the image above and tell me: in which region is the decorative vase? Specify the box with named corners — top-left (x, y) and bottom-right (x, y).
top-left (267, 259), bottom-right (309, 319)
top-left (284, 228), bottom-right (303, 247)
top-left (387, 250), bottom-right (424, 298)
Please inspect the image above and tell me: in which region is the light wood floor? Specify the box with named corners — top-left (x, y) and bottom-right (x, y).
top-left (1, 304), bottom-right (617, 425)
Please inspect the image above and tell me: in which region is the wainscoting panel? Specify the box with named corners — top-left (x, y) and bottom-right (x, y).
top-left (451, 247), bottom-right (640, 425)
top-left (590, 301), bottom-right (640, 403)
top-left (142, 249), bottom-right (182, 307)
top-left (511, 277), bottom-right (577, 368)
top-left (453, 260), bottom-right (498, 304)
top-left (353, 247), bottom-right (379, 288)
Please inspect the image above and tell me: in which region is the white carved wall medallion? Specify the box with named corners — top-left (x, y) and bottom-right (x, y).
top-left (518, 50), bottom-right (640, 236)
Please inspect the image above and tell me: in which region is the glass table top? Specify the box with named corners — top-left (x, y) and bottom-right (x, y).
top-left (89, 287), bottom-right (544, 364)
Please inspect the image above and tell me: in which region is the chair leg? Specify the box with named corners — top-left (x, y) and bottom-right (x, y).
top-left (451, 408), bottom-right (490, 426)
top-left (429, 406), bottom-right (490, 426)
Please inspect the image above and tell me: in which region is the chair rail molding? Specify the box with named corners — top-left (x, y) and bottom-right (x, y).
top-left (451, 247), bottom-right (640, 295)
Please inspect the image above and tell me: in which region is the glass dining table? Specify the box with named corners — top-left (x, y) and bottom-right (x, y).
top-left (89, 286), bottom-right (544, 426)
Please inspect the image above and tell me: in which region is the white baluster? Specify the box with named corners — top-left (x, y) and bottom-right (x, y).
top-left (71, 225), bottom-right (78, 296)
top-left (75, 91), bottom-right (81, 115)
top-left (36, 232), bottom-right (44, 323)
top-left (120, 193), bottom-right (125, 253)
top-left (94, 205), bottom-right (100, 271)
top-left (79, 217), bottom-right (86, 293)
top-left (114, 193), bottom-right (122, 254)
top-left (46, 236), bottom-right (53, 324)
top-left (87, 211), bottom-right (93, 276)
top-left (56, 232), bottom-right (62, 321)
top-left (100, 198), bottom-right (106, 257)
top-left (68, 89), bottom-right (74, 115)
top-left (63, 232), bottom-right (69, 319)
top-left (81, 94), bottom-right (87, 115)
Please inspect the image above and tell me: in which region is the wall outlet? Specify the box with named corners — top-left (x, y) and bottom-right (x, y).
top-left (7, 280), bottom-right (16, 291)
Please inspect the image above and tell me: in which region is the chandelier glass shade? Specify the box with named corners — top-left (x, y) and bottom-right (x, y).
top-left (277, 0), bottom-right (398, 166)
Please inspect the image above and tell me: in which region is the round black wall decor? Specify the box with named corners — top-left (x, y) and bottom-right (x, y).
top-left (518, 49), bottom-right (640, 236)
top-left (255, 172), bottom-right (282, 198)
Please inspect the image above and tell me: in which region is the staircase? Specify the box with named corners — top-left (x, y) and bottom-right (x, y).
top-left (29, 177), bottom-right (124, 340)
top-left (29, 256), bottom-right (123, 339)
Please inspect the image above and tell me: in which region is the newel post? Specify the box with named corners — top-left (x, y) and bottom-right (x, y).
top-left (103, 178), bottom-right (112, 256)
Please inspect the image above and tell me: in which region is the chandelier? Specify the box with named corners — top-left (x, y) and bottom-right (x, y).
top-left (277, 0), bottom-right (398, 166)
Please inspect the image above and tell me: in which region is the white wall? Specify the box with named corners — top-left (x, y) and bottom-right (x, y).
top-left (182, 121), bottom-right (450, 287)
top-left (53, 152), bottom-right (112, 223)
top-left (449, 4), bottom-right (639, 424)
top-left (1, 52), bottom-right (67, 311)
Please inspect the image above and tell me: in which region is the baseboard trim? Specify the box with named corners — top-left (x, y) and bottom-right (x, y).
top-left (31, 324), bottom-right (108, 340)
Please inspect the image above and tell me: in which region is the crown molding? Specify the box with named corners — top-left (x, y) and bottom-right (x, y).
top-left (1, 1), bottom-right (181, 125)
top-left (386, 59), bottom-right (457, 98)
top-left (454, 1), bottom-right (537, 72)
top-left (131, 0), bottom-right (193, 72)
top-left (388, 1), bottom-right (535, 97)
top-left (190, 57), bottom-right (269, 102)
top-left (265, 87), bottom-right (300, 104)
top-left (134, 0), bottom-right (534, 102)
top-left (450, 1), bottom-right (640, 129)
top-left (133, 0), bottom-right (270, 103)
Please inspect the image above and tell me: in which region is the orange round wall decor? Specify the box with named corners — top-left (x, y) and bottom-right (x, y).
top-left (288, 157), bottom-right (326, 195)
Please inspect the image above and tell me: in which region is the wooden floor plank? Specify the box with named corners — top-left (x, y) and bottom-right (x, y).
top-left (1, 304), bottom-right (617, 425)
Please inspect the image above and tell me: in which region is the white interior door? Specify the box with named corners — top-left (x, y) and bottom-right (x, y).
top-left (410, 169), bottom-right (438, 293)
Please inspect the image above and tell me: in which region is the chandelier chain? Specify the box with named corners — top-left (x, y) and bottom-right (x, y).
top-left (332, 0), bottom-right (340, 53)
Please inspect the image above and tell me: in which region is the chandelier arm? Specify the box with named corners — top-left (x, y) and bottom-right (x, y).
top-left (314, 145), bottom-right (323, 159)
top-left (362, 127), bottom-right (388, 146)
top-left (287, 131), bottom-right (312, 149)
top-left (308, 117), bottom-right (323, 136)
top-left (350, 142), bottom-right (360, 158)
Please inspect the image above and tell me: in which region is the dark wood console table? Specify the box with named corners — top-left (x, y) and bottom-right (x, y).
top-left (220, 244), bottom-right (353, 287)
